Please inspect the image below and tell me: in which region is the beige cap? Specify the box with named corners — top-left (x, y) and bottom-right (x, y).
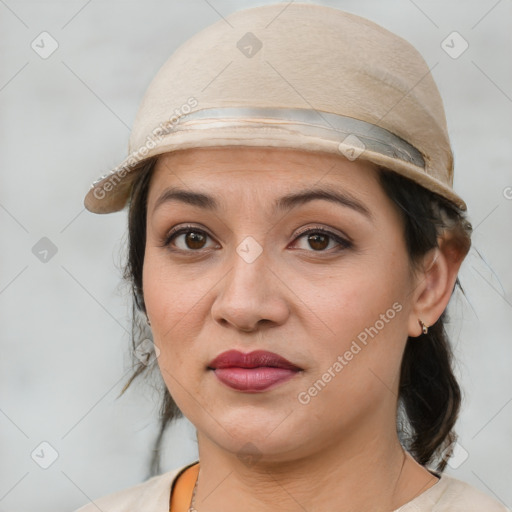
top-left (84, 2), bottom-right (466, 213)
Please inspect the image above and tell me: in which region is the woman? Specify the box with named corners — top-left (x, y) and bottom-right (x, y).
top-left (75, 3), bottom-right (507, 511)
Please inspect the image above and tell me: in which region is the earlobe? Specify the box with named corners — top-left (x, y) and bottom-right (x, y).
top-left (408, 234), bottom-right (467, 338)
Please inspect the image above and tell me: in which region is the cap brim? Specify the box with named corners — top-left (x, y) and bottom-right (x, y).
top-left (84, 109), bottom-right (467, 213)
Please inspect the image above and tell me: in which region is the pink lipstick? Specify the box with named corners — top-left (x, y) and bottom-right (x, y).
top-left (208, 350), bottom-right (302, 392)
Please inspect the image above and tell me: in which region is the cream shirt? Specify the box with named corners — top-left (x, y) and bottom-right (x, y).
top-left (73, 461), bottom-right (509, 512)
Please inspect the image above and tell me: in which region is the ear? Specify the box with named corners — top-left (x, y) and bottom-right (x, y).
top-left (407, 232), bottom-right (469, 337)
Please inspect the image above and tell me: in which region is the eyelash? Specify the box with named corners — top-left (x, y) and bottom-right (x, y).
top-left (162, 224), bottom-right (352, 253)
top-left (294, 226), bottom-right (352, 252)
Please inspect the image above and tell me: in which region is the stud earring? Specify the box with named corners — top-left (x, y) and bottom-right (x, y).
top-left (419, 319), bottom-right (428, 335)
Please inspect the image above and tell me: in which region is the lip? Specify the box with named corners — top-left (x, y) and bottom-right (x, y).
top-left (208, 350), bottom-right (302, 392)
top-left (208, 350), bottom-right (301, 370)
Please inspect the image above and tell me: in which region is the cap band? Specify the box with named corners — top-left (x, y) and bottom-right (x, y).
top-left (161, 106), bottom-right (425, 168)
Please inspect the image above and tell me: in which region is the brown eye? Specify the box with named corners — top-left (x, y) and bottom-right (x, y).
top-left (165, 227), bottom-right (217, 251)
top-left (307, 233), bottom-right (329, 251)
top-left (293, 228), bottom-right (352, 252)
top-left (184, 231), bottom-right (207, 249)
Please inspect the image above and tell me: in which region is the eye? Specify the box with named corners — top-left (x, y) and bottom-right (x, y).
top-left (292, 227), bottom-right (352, 252)
top-left (163, 225), bottom-right (218, 252)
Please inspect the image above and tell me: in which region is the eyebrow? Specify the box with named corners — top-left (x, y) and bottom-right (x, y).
top-left (153, 187), bottom-right (217, 212)
top-left (152, 186), bottom-right (373, 220)
top-left (276, 188), bottom-right (372, 219)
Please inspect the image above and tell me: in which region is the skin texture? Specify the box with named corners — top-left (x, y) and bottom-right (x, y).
top-left (142, 146), bottom-right (465, 512)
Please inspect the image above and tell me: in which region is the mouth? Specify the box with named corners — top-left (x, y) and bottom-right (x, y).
top-left (208, 350), bottom-right (303, 392)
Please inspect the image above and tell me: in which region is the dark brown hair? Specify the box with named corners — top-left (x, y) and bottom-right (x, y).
top-left (119, 157), bottom-right (472, 478)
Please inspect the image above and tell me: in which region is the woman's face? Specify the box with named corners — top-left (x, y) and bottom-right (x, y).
top-left (143, 146), bottom-right (420, 461)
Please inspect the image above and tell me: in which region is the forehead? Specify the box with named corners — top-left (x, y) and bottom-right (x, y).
top-left (144, 147), bottom-right (408, 236)
top-left (148, 146), bottom-right (381, 196)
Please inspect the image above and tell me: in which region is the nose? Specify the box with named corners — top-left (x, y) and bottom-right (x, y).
top-left (210, 242), bottom-right (290, 333)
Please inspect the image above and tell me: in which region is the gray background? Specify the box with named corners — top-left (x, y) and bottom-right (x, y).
top-left (1, 1), bottom-right (511, 510)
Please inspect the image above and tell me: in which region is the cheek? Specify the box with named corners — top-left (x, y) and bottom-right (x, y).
top-left (142, 246), bottom-right (212, 322)
top-left (292, 248), bottom-right (411, 388)
top-left (292, 253), bottom-right (409, 340)
top-left (142, 255), bottom-right (203, 409)
top-left (142, 251), bottom-right (200, 360)
top-left (141, 247), bottom-right (225, 392)
top-left (292, 284), bottom-right (408, 428)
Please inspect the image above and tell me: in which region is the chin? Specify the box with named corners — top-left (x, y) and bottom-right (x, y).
top-left (199, 416), bottom-right (312, 461)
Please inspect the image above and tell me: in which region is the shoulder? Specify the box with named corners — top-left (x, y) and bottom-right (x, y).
top-left (72, 461), bottom-right (196, 512)
top-left (399, 474), bottom-right (509, 512)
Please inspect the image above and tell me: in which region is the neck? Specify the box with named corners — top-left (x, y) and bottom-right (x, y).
top-left (191, 426), bottom-right (437, 512)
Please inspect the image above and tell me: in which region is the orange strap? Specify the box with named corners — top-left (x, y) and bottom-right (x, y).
top-left (169, 463), bottom-right (200, 512)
